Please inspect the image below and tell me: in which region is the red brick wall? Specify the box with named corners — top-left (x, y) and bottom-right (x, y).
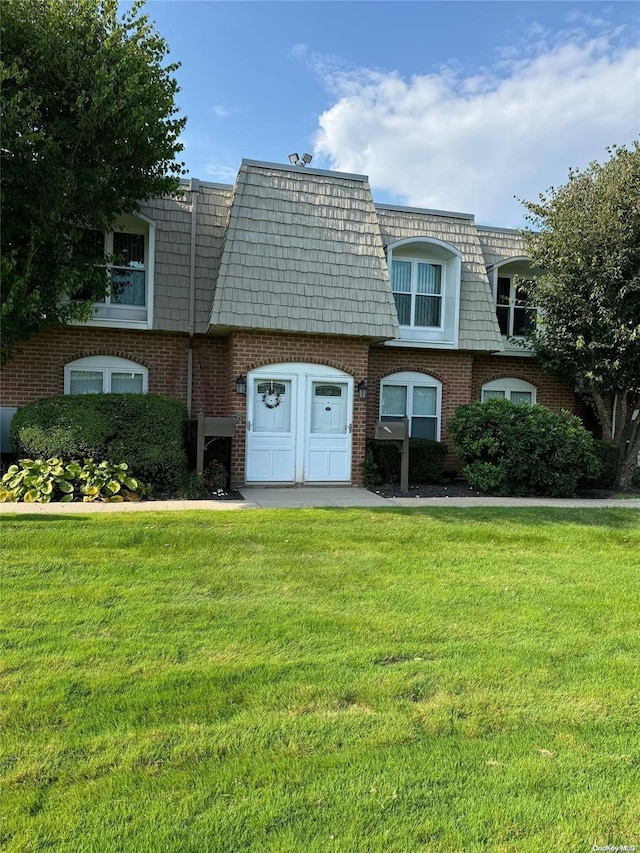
top-left (471, 354), bottom-right (580, 412)
top-left (1, 328), bottom-right (191, 406)
top-left (367, 347), bottom-right (474, 447)
top-left (226, 331), bottom-right (370, 486)
top-left (1, 328), bottom-right (596, 484)
top-left (0, 327), bottom-right (232, 415)
top-left (367, 347), bottom-right (590, 472)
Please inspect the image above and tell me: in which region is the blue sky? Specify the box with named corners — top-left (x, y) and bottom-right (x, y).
top-left (133, 1), bottom-right (638, 225)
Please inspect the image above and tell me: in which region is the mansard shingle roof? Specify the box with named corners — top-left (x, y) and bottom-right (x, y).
top-left (210, 160), bottom-right (399, 341)
top-left (476, 226), bottom-right (528, 269)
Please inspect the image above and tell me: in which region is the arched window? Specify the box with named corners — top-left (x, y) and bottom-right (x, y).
top-left (481, 378), bottom-right (536, 405)
top-left (64, 356), bottom-right (148, 395)
top-left (380, 371), bottom-right (442, 440)
top-left (487, 257), bottom-right (542, 352)
top-left (386, 238), bottom-right (462, 347)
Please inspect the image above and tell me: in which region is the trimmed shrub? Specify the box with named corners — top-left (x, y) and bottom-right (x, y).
top-left (364, 438), bottom-right (448, 486)
top-left (10, 394), bottom-right (188, 495)
top-left (449, 399), bottom-right (600, 497)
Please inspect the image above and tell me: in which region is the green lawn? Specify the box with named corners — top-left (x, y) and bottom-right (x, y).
top-left (1, 507), bottom-right (639, 852)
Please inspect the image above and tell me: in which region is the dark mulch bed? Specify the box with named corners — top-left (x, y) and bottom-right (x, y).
top-left (368, 481), bottom-right (640, 500)
top-left (206, 488), bottom-right (244, 501)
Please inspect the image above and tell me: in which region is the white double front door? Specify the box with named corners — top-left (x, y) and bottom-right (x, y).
top-left (246, 363), bottom-right (353, 484)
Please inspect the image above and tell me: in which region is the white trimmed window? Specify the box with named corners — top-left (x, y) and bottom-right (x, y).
top-left (380, 372), bottom-right (441, 440)
top-left (387, 238), bottom-right (462, 347)
top-left (75, 214), bottom-right (155, 329)
top-left (488, 258), bottom-right (540, 352)
top-left (64, 356), bottom-right (148, 395)
top-left (481, 378), bottom-right (536, 405)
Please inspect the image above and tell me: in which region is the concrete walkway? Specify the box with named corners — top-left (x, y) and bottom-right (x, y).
top-left (1, 486), bottom-right (638, 513)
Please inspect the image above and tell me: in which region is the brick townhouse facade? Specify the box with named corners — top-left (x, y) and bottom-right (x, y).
top-left (0, 159), bottom-right (588, 487)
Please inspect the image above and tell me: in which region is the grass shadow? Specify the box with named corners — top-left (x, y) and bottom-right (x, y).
top-left (313, 505), bottom-right (640, 530)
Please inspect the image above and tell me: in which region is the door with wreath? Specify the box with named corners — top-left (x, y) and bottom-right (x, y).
top-left (246, 379), bottom-right (295, 482)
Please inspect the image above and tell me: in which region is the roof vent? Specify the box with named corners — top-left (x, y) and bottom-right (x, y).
top-left (288, 152), bottom-right (313, 167)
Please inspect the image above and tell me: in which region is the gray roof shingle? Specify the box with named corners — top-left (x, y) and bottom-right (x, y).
top-left (209, 161), bottom-right (399, 341)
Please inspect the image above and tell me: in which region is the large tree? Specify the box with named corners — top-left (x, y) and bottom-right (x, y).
top-left (521, 143), bottom-right (640, 489)
top-left (1, 0), bottom-right (186, 363)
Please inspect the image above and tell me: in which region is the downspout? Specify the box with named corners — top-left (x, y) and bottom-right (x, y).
top-left (187, 178), bottom-right (199, 417)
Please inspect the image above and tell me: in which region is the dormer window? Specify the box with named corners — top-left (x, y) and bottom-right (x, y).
top-left (391, 260), bottom-right (442, 328)
top-left (496, 275), bottom-right (535, 337)
top-left (386, 238), bottom-right (461, 348)
top-left (74, 213), bottom-right (155, 329)
top-left (488, 257), bottom-right (541, 353)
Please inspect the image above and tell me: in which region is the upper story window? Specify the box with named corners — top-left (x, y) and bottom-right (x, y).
top-left (386, 238), bottom-right (462, 348)
top-left (379, 371), bottom-right (442, 440)
top-left (75, 214), bottom-right (155, 329)
top-left (481, 378), bottom-right (536, 405)
top-left (488, 258), bottom-right (541, 353)
top-left (64, 356), bottom-right (148, 395)
top-left (391, 259), bottom-right (442, 328)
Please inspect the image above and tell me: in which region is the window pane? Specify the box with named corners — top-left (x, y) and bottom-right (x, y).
top-left (482, 390), bottom-right (506, 401)
top-left (413, 386), bottom-right (437, 416)
top-left (513, 306), bottom-right (535, 336)
top-left (111, 372), bottom-right (144, 394)
top-left (391, 260), bottom-right (411, 292)
top-left (496, 306), bottom-right (509, 335)
top-left (315, 385), bottom-right (341, 397)
top-left (113, 232), bottom-right (144, 266)
top-left (256, 382), bottom-right (286, 395)
top-left (393, 292), bottom-right (411, 325)
top-left (415, 295), bottom-right (441, 327)
top-left (411, 417), bottom-right (437, 440)
top-left (417, 263), bottom-right (441, 295)
top-left (70, 370), bottom-right (103, 395)
top-left (381, 385), bottom-right (407, 416)
top-left (497, 277), bottom-right (511, 305)
top-left (510, 391), bottom-right (533, 405)
top-left (111, 269), bottom-right (146, 305)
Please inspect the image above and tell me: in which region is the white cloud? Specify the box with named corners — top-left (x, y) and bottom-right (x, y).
top-left (310, 22), bottom-right (639, 225)
top-left (212, 104), bottom-right (231, 119)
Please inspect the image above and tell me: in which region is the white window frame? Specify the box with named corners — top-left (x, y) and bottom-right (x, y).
top-left (64, 356), bottom-right (148, 395)
top-left (385, 238), bottom-right (462, 349)
top-left (79, 214), bottom-right (155, 330)
top-left (379, 371), bottom-right (442, 440)
top-left (481, 378), bottom-right (536, 404)
top-left (391, 258), bottom-right (444, 329)
top-left (488, 257), bottom-right (537, 356)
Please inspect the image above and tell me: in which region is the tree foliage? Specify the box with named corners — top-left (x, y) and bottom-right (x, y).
top-left (520, 143), bottom-right (640, 488)
top-left (0, 0), bottom-right (186, 363)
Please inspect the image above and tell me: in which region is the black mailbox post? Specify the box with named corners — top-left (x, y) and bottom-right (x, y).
top-left (374, 418), bottom-right (410, 491)
top-left (196, 412), bottom-right (236, 475)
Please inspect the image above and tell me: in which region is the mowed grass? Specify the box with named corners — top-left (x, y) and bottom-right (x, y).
top-left (1, 507), bottom-right (639, 852)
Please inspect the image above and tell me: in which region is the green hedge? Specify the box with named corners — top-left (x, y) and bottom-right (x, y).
top-left (10, 394), bottom-right (188, 495)
top-left (449, 399), bottom-right (600, 497)
top-left (364, 438), bottom-right (448, 487)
